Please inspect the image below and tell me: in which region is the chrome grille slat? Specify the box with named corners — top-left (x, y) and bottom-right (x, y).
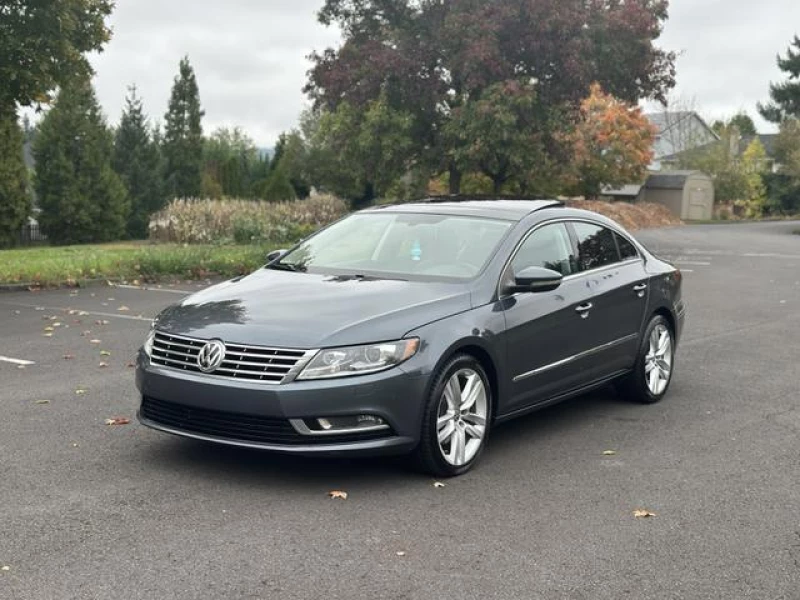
top-left (150, 331), bottom-right (311, 384)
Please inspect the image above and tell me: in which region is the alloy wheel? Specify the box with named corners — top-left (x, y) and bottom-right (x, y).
top-left (645, 324), bottom-right (673, 396)
top-left (436, 368), bottom-right (488, 466)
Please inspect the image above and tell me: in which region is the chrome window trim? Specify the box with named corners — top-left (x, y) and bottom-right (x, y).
top-left (289, 419), bottom-right (391, 436)
top-left (512, 333), bottom-right (639, 383)
top-left (497, 217), bottom-right (645, 298)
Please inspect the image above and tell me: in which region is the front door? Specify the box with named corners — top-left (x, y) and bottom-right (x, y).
top-left (500, 222), bottom-right (599, 413)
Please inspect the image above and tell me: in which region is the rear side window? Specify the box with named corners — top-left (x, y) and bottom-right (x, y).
top-left (616, 233), bottom-right (639, 260)
top-left (572, 222), bottom-right (620, 271)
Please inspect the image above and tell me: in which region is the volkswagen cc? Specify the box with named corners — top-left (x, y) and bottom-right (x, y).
top-left (136, 199), bottom-right (685, 477)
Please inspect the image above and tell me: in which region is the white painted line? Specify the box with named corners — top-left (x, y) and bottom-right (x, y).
top-left (115, 284), bottom-right (191, 295)
top-left (675, 261), bottom-right (711, 266)
top-left (0, 355), bottom-right (35, 366)
top-left (0, 301), bottom-right (153, 322)
top-left (680, 269), bottom-right (695, 273)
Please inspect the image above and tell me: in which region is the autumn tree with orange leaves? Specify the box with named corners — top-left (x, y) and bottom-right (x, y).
top-left (565, 84), bottom-right (657, 199)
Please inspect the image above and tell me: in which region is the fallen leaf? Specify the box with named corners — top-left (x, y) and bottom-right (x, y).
top-left (433, 482), bottom-right (446, 488)
top-left (89, 339), bottom-right (101, 344)
top-left (98, 362), bottom-right (108, 368)
top-left (53, 322), bottom-right (61, 327)
top-left (100, 350), bottom-right (111, 356)
top-left (63, 354), bottom-right (75, 360)
top-left (105, 417), bottom-right (131, 426)
top-left (634, 509), bottom-right (656, 519)
top-left (78, 311), bottom-right (89, 316)
top-left (603, 450), bottom-right (617, 456)
top-left (396, 551), bottom-right (406, 557)
top-left (34, 399), bottom-right (50, 405)
top-left (95, 319), bottom-right (110, 326)
top-left (75, 388), bottom-right (87, 396)
top-left (81, 330), bottom-right (92, 337)
top-left (127, 362), bottom-right (136, 368)
top-left (17, 364), bottom-right (25, 370)
top-left (71, 443), bottom-right (79, 447)
top-left (117, 305), bottom-right (130, 312)
top-left (43, 326), bottom-right (54, 332)
top-left (1, 565), bottom-right (9, 571)
top-left (42, 333), bottom-right (53, 338)
top-left (328, 490), bottom-right (348, 500)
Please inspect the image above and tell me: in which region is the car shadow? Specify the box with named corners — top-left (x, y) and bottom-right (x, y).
top-left (135, 385), bottom-right (635, 488)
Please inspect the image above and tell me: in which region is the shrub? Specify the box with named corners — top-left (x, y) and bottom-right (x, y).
top-left (149, 195), bottom-right (348, 244)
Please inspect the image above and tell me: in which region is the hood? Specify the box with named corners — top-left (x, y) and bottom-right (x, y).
top-left (155, 268), bottom-right (472, 349)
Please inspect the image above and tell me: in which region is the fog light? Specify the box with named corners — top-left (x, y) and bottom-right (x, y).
top-left (316, 415), bottom-right (385, 431)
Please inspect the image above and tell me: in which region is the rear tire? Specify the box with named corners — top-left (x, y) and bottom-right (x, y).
top-left (617, 315), bottom-right (675, 404)
top-left (413, 354), bottom-right (492, 477)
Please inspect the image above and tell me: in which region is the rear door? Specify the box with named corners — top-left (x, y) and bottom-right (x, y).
top-left (500, 222), bottom-right (599, 413)
top-left (567, 222), bottom-right (650, 378)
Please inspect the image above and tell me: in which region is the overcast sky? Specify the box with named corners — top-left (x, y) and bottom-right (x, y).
top-left (81, 0), bottom-right (800, 146)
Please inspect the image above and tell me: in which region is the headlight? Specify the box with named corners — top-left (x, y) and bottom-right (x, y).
top-left (297, 338), bottom-right (419, 380)
top-left (143, 324), bottom-right (156, 357)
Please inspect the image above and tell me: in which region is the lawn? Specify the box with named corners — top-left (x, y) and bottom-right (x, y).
top-left (0, 242), bottom-right (278, 287)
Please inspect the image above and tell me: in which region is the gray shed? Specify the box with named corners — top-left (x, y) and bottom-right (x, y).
top-left (641, 171), bottom-right (714, 221)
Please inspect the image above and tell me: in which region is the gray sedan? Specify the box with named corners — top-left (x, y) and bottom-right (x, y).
top-left (136, 199), bottom-right (685, 477)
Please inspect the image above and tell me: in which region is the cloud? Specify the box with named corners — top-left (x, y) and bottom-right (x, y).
top-left (89, 0), bottom-right (341, 146)
top-left (655, 0), bottom-right (800, 131)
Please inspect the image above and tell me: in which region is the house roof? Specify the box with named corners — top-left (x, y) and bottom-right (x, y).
top-left (644, 111), bottom-right (720, 141)
top-left (645, 171), bottom-right (707, 190)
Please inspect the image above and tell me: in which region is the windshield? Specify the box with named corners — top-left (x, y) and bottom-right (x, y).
top-left (272, 212), bottom-right (513, 281)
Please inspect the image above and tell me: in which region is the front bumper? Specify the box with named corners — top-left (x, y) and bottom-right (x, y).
top-left (135, 351), bottom-right (425, 457)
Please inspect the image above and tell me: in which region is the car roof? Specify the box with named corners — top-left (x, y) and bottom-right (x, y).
top-left (365, 198), bottom-right (564, 221)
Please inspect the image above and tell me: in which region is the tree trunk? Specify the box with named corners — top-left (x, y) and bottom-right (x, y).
top-left (448, 164), bottom-right (462, 195)
top-left (492, 177), bottom-right (504, 194)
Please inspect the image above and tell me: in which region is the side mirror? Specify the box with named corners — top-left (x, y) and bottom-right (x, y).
top-left (508, 266), bottom-right (563, 294)
top-left (266, 249), bottom-right (288, 264)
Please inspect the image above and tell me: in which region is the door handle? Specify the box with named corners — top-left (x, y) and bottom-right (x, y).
top-left (633, 283), bottom-right (648, 298)
top-left (575, 303), bottom-right (593, 318)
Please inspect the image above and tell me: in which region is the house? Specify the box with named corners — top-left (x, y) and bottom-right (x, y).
top-left (645, 111), bottom-right (720, 171)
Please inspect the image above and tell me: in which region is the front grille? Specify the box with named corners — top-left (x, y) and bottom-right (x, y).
top-left (141, 397), bottom-right (392, 445)
top-left (150, 331), bottom-right (310, 384)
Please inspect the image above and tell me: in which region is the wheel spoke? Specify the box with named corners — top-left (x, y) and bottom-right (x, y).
top-left (460, 374), bottom-right (483, 411)
top-left (648, 366), bottom-right (660, 392)
top-left (464, 423), bottom-right (485, 440)
top-left (450, 428), bottom-right (466, 465)
top-left (437, 411), bottom-right (455, 429)
top-left (645, 360), bottom-right (657, 374)
top-left (657, 330), bottom-right (670, 355)
top-left (438, 421), bottom-right (456, 444)
top-left (462, 413), bottom-right (486, 428)
top-left (443, 376), bottom-right (461, 411)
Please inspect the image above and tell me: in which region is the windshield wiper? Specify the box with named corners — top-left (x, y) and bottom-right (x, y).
top-left (268, 262), bottom-right (305, 273)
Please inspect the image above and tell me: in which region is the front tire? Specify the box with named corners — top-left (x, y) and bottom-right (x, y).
top-left (617, 315), bottom-right (675, 404)
top-left (413, 354), bottom-right (492, 477)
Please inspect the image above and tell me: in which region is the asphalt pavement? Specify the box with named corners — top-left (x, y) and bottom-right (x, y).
top-left (1, 221), bottom-right (799, 600)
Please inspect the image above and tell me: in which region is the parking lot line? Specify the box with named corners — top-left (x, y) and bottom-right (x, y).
top-left (0, 355), bottom-right (35, 366)
top-left (0, 300), bottom-right (153, 322)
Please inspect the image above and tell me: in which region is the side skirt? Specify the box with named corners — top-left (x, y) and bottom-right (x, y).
top-left (493, 369), bottom-right (631, 425)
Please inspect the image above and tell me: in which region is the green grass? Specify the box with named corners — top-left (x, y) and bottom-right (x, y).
top-left (0, 242), bottom-right (279, 287)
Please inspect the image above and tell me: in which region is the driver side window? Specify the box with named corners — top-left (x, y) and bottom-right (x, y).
top-left (512, 223), bottom-right (576, 276)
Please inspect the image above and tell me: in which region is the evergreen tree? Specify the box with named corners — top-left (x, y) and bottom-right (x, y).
top-left (163, 57), bottom-right (204, 198)
top-left (0, 108), bottom-right (31, 247)
top-left (759, 36), bottom-right (800, 123)
top-left (113, 86), bottom-right (164, 238)
top-left (33, 78), bottom-right (129, 245)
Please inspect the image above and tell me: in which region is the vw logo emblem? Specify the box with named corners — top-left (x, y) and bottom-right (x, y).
top-left (197, 340), bottom-right (226, 373)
